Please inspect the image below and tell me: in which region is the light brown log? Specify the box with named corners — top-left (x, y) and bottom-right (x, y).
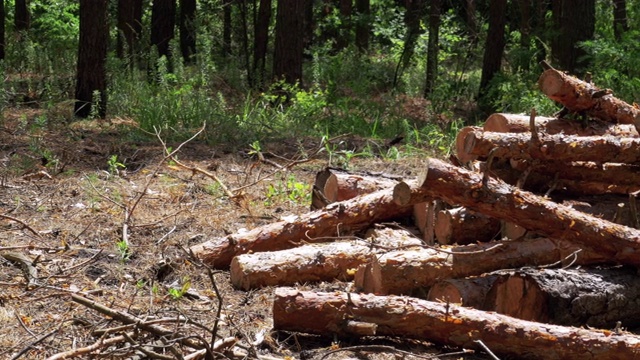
top-left (427, 275), bottom-right (498, 309)
top-left (485, 267), bottom-right (640, 329)
top-left (311, 167), bottom-right (334, 210)
top-left (510, 160), bottom-right (640, 189)
top-left (190, 187), bottom-right (414, 268)
top-left (538, 67), bottom-right (640, 130)
top-left (229, 228), bottom-right (422, 290)
top-left (484, 113), bottom-right (639, 137)
top-left (323, 171), bottom-right (399, 202)
top-left (434, 207), bottom-right (500, 245)
top-left (353, 237), bottom-right (607, 295)
top-left (454, 126), bottom-right (481, 163)
top-left (392, 158), bottom-right (640, 267)
top-left (464, 129), bottom-right (640, 163)
top-left (412, 200), bottom-right (441, 245)
top-left (273, 288), bottom-right (640, 360)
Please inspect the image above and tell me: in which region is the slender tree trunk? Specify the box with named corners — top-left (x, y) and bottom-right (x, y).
top-left (424, 0), bottom-right (442, 97)
top-left (0, 0), bottom-right (4, 60)
top-left (179, 0), bottom-right (197, 63)
top-left (478, 0), bottom-right (507, 108)
top-left (335, 0), bottom-right (352, 51)
top-left (303, 0), bottom-right (314, 51)
top-left (612, 0), bottom-right (628, 41)
top-left (14, 0), bottom-right (29, 31)
top-left (273, 0), bottom-right (305, 85)
top-left (117, 0), bottom-right (135, 61)
top-left (151, 0), bottom-right (177, 61)
top-left (75, 0), bottom-right (108, 118)
top-left (238, 0), bottom-right (253, 85)
top-left (253, 0), bottom-right (271, 88)
top-left (355, 0), bottom-right (370, 52)
top-left (222, 0), bottom-right (232, 57)
top-left (132, 0), bottom-right (143, 67)
top-left (551, 0), bottom-right (595, 75)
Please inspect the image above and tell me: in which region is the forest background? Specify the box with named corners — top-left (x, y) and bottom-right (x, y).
top-left (0, 0), bottom-right (639, 160)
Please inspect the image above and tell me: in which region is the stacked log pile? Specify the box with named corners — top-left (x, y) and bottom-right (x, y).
top-left (189, 65), bottom-right (640, 359)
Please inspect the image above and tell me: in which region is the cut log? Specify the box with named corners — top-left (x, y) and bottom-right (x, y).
top-left (273, 288), bottom-right (640, 360)
top-left (323, 170), bottom-right (399, 203)
top-left (412, 200), bottom-right (441, 245)
top-left (353, 237), bottom-right (607, 295)
top-left (392, 158), bottom-right (640, 267)
top-left (510, 160), bottom-right (640, 189)
top-left (538, 67), bottom-right (640, 131)
top-left (311, 167), bottom-right (334, 210)
top-left (484, 267), bottom-right (640, 329)
top-left (229, 228), bottom-right (422, 290)
top-left (464, 129), bottom-right (640, 163)
top-left (501, 221), bottom-right (530, 240)
top-left (484, 113), bottom-right (639, 137)
top-left (434, 207), bottom-right (500, 245)
top-left (454, 126), bottom-right (481, 163)
top-left (427, 275), bottom-right (499, 309)
top-left (190, 186), bottom-right (414, 268)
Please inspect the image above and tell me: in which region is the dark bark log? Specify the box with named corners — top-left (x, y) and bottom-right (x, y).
top-left (14, 0), bottom-right (29, 31)
top-left (230, 228), bottom-right (422, 290)
top-left (485, 267), bottom-right (640, 329)
top-left (151, 0), bottom-right (176, 60)
top-left (483, 113), bottom-right (638, 137)
top-left (478, 0), bottom-right (507, 106)
top-left (434, 206), bottom-right (500, 245)
top-left (253, 0), bottom-right (271, 88)
top-left (273, 0), bottom-right (305, 85)
top-left (538, 68), bottom-right (640, 130)
top-left (354, 237), bottom-right (607, 295)
top-left (75, 0), bottom-right (108, 118)
top-left (354, 0), bottom-right (370, 52)
top-left (613, 0), bottom-right (629, 41)
top-left (464, 128), bottom-right (640, 164)
top-left (392, 158), bottom-right (640, 267)
top-left (190, 187), bottom-right (413, 268)
top-left (423, 0), bottom-right (442, 97)
top-left (273, 288), bottom-right (640, 359)
top-left (179, 0), bottom-right (197, 63)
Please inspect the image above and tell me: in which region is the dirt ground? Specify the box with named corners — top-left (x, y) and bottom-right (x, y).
top-left (0, 109), bottom-right (488, 360)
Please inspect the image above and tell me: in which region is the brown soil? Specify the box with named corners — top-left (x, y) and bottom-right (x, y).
top-left (0, 108), bottom-right (486, 359)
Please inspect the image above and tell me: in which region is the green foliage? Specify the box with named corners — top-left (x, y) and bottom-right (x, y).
top-left (107, 155), bottom-right (126, 177)
top-left (116, 240), bottom-right (131, 262)
top-left (484, 72), bottom-right (558, 116)
top-left (168, 278), bottom-right (191, 300)
top-left (264, 174), bottom-right (311, 206)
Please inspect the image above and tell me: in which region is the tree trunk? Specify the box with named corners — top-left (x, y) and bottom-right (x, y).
top-left (253, 0), bottom-right (271, 88)
top-left (392, 158), bottom-right (640, 267)
top-left (273, 0), bottom-right (305, 85)
top-left (273, 288), bottom-right (640, 359)
top-left (551, 0), bottom-right (595, 74)
top-left (190, 186), bottom-right (414, 268)
top-left (75, 0), bottom-right (108, 118)
top-left (464, 129), bottom-right (640, 164)
top-left (14, 0), bottom-right (29, 31)
top-left (133, 0), bottom-right (143, 65)
top-left (485, 267), bottom-right (640, 329)
top-left (117, 0), bottom-right (135, 61)
top-left (393, 0), bottom-right (425, 87)
top-left (538, 67), bottom-right (640, 130)
top-left (434, 207), bottom-right (500, 245)
top-left (0, 0), bottom-right (4, 60)
top-left (303, 0), bottom-right (314, 51)
top-left (477, 0), bottom-right (507, 108)
top-left (464, 0), bottom-right (478, 44)
top-left (179, 0), bottom-right (197, 63)
top-left (230, 228), bottom-right (422, 290)
top-left (423, 0), bottom-right (442, 97)
top-left (222, 0), bottom-right (232, 57)
top-left (151, 0), bottom-right (176, 61)
top-left (354, 0), bottom-right (370, 52)
top-left (335, 0), bottom-right (352, 51)
top-left (483, 113), bottom-right (638, 137)
top-left (353, 237), bottom-right (607, 295)
top-left (613, 0), bottom-right (628, 41)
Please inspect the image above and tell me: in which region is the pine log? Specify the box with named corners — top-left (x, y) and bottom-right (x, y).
top-left (353, 237), bottom-right (607, 295)
top-left (510, 160), bottom-right (640, 189)
top-left (501, 221), bottom-right (530, 240)
top-left (427, 275), bottom-right (498, 309)
top-left (538, 67), bottom-right (640, 130)
top-left (311, 167), bottom-right (334, 210)
top-left (273, 288), bottom-right (640, 360)
top-left (412, 200), bottom-right (441, 245)
top-left (190, 187), bottom-right (414, 268)
top-left (464, 128), bottom-right (640, 163)
top-left (484, 113), bottom-right (639, 137)
top-left (323, 170), bottom-right (399, 202)
top-left (392, 158), bottom-right (640, 267)
top-left (484, 267), bottom-right (640, 329)
top-left (434, 207), bottom-right (500, 245)
top-left (454, 126), bottom-right (481, 163)
top-left (229, 228), bottom-right (422, 290)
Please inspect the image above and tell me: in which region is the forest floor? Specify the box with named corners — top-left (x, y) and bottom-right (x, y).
top-left (0, 108), bottom-right (488, 360)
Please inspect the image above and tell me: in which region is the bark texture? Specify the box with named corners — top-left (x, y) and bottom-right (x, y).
top-left (273, 0), bottom-right (305, 84)
top-left (434, 207), bottom-right (500, 245)
top-left (273, 288), bottom-right (640, 360)
top-left (478, 0), bottom-right (507, 105)
top-left (0, 0), bottom-right (4, 60)
top-left (427, 275), bottom-right (499, 308)
top-left (483, 113), bottom-right (638, 137)
top-left (151, 0), bottom-right (176, 60)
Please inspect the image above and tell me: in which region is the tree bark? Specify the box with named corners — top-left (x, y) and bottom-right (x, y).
top-left (551, 0), bottom-right (595, 74)
top-left (392, 158), bottom-right (640, 267)
top-left (190, 187), bottom-right (414, 268)
top-left (273, 288), bottom-right (640, 359)
top-left (423, 0), bottom-right (442, 97)
top-left (354, 0), bottom-right (370, 52)
top-left (0, 0), bottom-right (4, 60)
top-left (14, 0), bottom-right (29, 31)
top-left (412, 200), bottom-right (441, 245)
top-left (483, 113), bottom-right (638, 137)
top-left (613, 0), bottom-right (629, 41)
top-left (253, 0), bottom-right (271, 88)
top-left (464, 128), bottom-right (640, 164)
top-left (179, 0), bottom-right (197, 63)
top-left (454, 126), bottom-right (481, 163)
top-left (75, 0), bottom-right (108, 118)
top-left (485, 267), bottom-right (640, 329)
top-left (477, 0), bottom-right (507, 108)
top-left (151, 0), bottom-right (177, 61)
top-left (117, 0), bottom-right (138, 65)
top-left (434, 207), bottom-right (500, 245)
top-left (538, 68), bottom-right (640, 130)
top-left (230, 228), bottom-right (422, 290)
top-left (273, 0), bottom-right (305, 85)
top-left (353, 237), bottom-right (606, 295)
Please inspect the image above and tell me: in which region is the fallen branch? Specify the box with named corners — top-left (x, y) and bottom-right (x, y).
top-left (45, 332), bottom-right (135, 360)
